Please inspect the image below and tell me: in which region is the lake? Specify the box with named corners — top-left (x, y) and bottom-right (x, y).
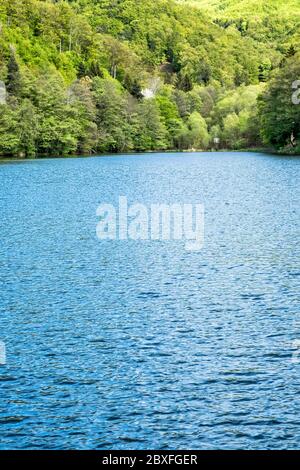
top-left (0, 152), bottom-right (300, 450)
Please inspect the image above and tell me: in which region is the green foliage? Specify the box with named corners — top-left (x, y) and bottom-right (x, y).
top-left (93, 77), bottom-right (133, 152)
top-left (134, 100), bottom-right (168, 151)
top-left (0, 0), bottom-right (299, 157)
top-left (0, 103), bottom-right (19, 155)
top-left (18, 99), bottom-right (39, 157)
top-left (258, 54), bottom-right (300, 151)
top-left (187, 1), bottom-right (300, 53)
top-left (209, 84), bottom-right (263, 149)
top-left (186, 112), bottom-right (210, 149)
top-left (6, 49), bottom-right (21, 96)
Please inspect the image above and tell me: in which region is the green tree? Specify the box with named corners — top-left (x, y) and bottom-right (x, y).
top-left (0, 103), bottom-right (20, 155)
top-left (155, 93), bottom-right (184, 147)
top-left (186, 112), bottom-right (210, 149)
top-left (17, 99), bottom-right (39, 158)
top-left (134, 99), bottom-right (168, 151)
top-left (6, 49), bottom-right (21, 96)
top-left (33, 74), bottom-right (81, 155)
top-left (93, 77), bottom-right (133, 152)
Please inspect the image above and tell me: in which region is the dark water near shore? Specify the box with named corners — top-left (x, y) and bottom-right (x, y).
top-left (0, 152), bottom-right (300, 450)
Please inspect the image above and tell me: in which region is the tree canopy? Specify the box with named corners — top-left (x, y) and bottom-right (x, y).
top-left (0, 0), bottom-right (299, 157)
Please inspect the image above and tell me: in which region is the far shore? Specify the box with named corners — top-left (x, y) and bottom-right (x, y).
top-left (0, 148), bottom-right (299, 163)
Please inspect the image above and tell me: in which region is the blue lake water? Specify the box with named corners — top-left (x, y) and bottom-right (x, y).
top-left (0, 152), bottom-right (300, 450)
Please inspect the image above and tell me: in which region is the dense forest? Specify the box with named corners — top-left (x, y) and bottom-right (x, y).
top-left (0, 0), bottom-right (299, 157)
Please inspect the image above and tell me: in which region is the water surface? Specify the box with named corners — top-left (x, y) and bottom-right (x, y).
top-left (0, 152), bottom-right (300, 449)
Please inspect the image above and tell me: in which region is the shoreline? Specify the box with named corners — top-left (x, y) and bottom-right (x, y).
top-left (0, 148), bottom-right (299, 163)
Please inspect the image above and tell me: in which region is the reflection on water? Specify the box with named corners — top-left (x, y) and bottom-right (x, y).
top-left (0, 152), bottom-right (300, 449)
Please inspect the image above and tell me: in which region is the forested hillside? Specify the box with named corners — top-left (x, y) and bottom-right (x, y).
top-left (185, 0), bottom-right (300, 45)
top-left (0, 0), bottom-right (299, 157)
